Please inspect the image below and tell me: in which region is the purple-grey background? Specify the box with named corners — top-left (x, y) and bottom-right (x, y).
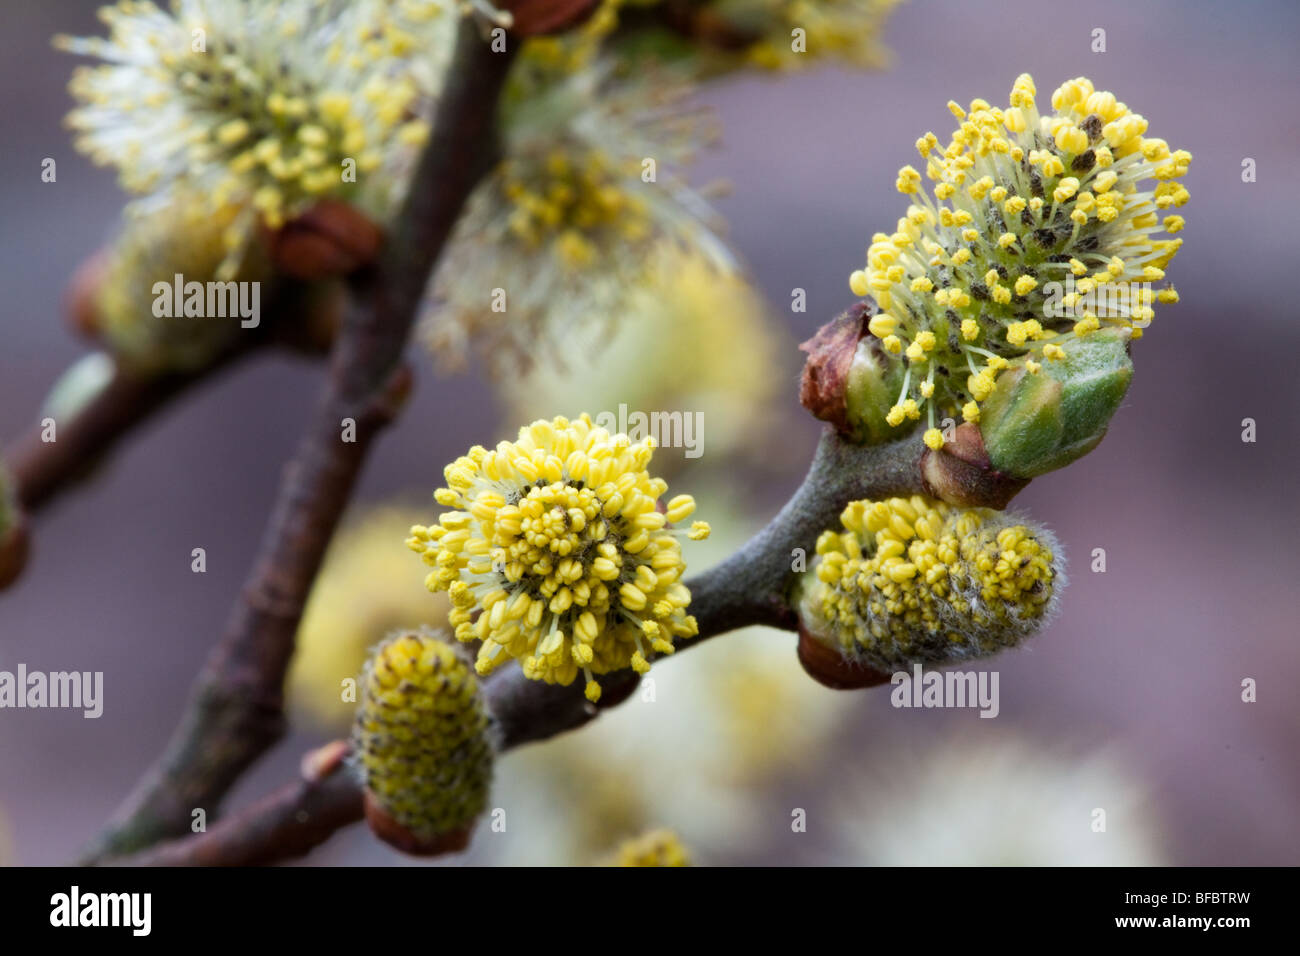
top-left (1, 0), bottom-right (1297, 865)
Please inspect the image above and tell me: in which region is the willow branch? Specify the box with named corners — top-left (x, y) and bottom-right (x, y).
top-left (3, 274), bottom-right (340, 517)
top-left (114, 745), bottom-right (364, 867)
top-left (688, 429), bottom-right (926, 630)
top-left (81, 20), bottom-right (515, 864)
top-left (106, 429), bottom-right (928, 865)
top-left (7, 342), bottom-right (253, 515)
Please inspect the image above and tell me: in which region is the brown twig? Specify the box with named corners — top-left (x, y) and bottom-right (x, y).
top-left (81, 19), bottom-right (517, 864)
top-left (114, 745), bottom-right (364, 867)
top-left (3, 273), bottom-right (340, 516)
top-left (7, 346), bottom-right (255, 514)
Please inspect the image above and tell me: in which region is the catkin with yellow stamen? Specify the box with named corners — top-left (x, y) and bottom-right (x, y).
top-left (424, 58), bottom-right (731, 372)
top-left (847, 74), bottom-right (1189, 449)
top-left (55, 0), bottom-right (447, 278)
top-left (352, 630), bottom-right (493, 853)
top-left (698, 0), bottom-right (899, 74)
top-left (796, 496), bottom-right (1062, 673)
top-left (93, 195), bottom-right (271, 373)
top-left (613, 828), bottom-right (693, 867)
top-left (407, 414), bottom-right (709, 703)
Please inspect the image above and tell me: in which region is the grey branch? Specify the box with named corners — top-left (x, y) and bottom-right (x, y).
top-left (120, 429), bottom-right (929, 865)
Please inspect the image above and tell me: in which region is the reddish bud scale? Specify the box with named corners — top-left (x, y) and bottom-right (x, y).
top-left (362, 791), bottom-right (473, 858)
top-left (269, 200), bottom-right (384, 280)
top-left (502, 0), bottom-right (600, 36)
top-left (796, 621), bottom-right (890, 690)
top-left (920, 423), bottom-right (1029, 510)
top-left (799, 302), bottom-right (874, 434)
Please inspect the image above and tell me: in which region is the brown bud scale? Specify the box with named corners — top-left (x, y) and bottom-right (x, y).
top-left (799, 301), bottom-right (875, 433)
top-left (362, 791), bottom-right (473, 858)
top-left (920, 423), bottom-right (1029, 510)
top-left (797, 622), bottom-right (890, 690)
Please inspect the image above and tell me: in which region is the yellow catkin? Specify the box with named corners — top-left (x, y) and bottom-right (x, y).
top-left (55, 0), bottom-right (448, 276)
top-left (851, 74), bottom-right (1189, 447)
top-left (798, 496), bottom-right (1061, 671)
top-left (736, 0), bottom-right (900, 73)
top-left (424, 58), bottom-right (731, 373)
top-left (613, 829), bottom-right (693, 867)
top-left (352, 630), bottom-right (493, 843)
top-left (407, 415), bottom-right (709, 703)
top-left (94, 194), bottom-right (270, 373)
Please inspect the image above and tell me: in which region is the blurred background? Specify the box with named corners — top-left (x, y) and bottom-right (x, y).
top-left (1, 0), bottom-right (1297, 865)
